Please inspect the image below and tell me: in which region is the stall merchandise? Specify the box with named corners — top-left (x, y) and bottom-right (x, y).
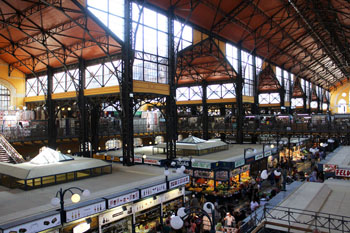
top-left (187, 165), bottom-right (252, 197)
top-left (135, 206), bottom-right (161, 233)
top-left (99, 205), bottom-right (133, 233)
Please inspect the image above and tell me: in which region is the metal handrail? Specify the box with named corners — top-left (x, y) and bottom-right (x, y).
top-left (245, 204), bottom-right (350, 233)
top-left (0, 134), bottom-right (25, 163)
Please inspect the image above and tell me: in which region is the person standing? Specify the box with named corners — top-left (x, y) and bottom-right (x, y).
top-left (224, 212), bottom-right (235, 227)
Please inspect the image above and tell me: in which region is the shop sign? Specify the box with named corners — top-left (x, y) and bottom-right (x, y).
top-left (66, 201), bottom-right (106, 223)
top-left (245, 157), bottom-right (255, 164)
top-left (2, 213), bottom-right (61, 233)
top-left (264, 151), bottom-right (272, 157)
top-left (134, 157), bottom-right (143, 163)
top-left (192, 161), bottom-right (211, 169)
top-left (169, 176), bottom-right (190, 189)
top-left (133, 196), bottom-right (161, 213)
top-left (144, 159), bottom-right (160, 165)
top-left (141, 183), bottom-right (167, 198)
top-left (107, 191), bottom-right (139, 209)
top-left (176, 160), bottom-right (190, 167)
top-left (99, 205), bottom-right (133, 226)
top-left (211, 161), bottom-right (232, 169)
top-left (194, 170), bottom-right (213, 178)
top-left (162, 188), bottom-right (184, 202)
top-left (241, 165), bottom-right (250, 173)
top-left (234, 159), bottom-right (245, 168)
top-left (230, 168), bottom-right (240, 177)
top-left (323, 164), bottom-right (337, 173)
top-left (215, 171), bottom-right (229, 181)
top-left (335, 169), bottom-right (350, 177)
top-left (255, 154), bottom-right (263, 160)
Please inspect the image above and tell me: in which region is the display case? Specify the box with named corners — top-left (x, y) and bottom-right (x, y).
top-left (135, 206), bottom-right (161, 233)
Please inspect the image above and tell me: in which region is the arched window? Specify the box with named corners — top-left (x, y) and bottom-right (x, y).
top-left (338, 99), bottom-right (347, 114)
top-left (0, 84), bottom-right (10, 110)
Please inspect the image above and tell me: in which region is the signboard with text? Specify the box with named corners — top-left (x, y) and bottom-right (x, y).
top-left (107, 191), bottom-right (139, 209)
top-left (255, 154), bottom-right (263, 160)
top-left (140, 183), bottom-right (167, 198)
top-left (192, 161), bottom-right (211, 169)
top-left (335, 169), bottom-right (350, 177)
top-left (234, 159), bottom-right (245, 168)
top-left (66, 201), bottom-right (106, 223)
top-left (144, 159), bottom-right (160, 165)
top-left (169, 176), bottom-right (190, 189)
top-left (3, 213), bottom-right (61, 233)
top-left (99, 205), bottom-right (133, 226)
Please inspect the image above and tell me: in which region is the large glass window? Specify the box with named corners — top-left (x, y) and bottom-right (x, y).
top-left (206, 84), bottom-right (236, 99)
top-left (53, 69), bottom-right (78, 93)
top-left (241, 50), bottom-right (253, 96)
top-left (275, 67), bottom-right (282, 87)
top-left (291, 98), bottom-right (304, 107)
top-left (174, 20), bottom-right (192, 51)
top-left (132, 4), bottom-right (168, 83)
top-left (0, 84), bottom-right (10, 110)
top-left (338, 99), bottom-right (347, 113)
top-left (256, 56), bottom-right (263, 75)
top-left (284, 71), bottom-right (290, 102)
top-left (259, 93), bottom-right (280, 104)
top-left (176, 87), bottom-right (189, 101)
top-left (226, 43), bottom-right (238, 72)
top-left (87, 0), bottom-right (124, 40)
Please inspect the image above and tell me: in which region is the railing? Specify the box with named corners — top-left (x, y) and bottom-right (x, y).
top-left (241, 204), bottom-right (350, 233)
top-left (0, 134), bottom-right (25, 163)
top-left (2, 117), bottom-right (350, 143)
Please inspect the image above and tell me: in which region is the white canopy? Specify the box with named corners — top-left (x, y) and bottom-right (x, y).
top-left (30, 147), bottom-right (74, 165)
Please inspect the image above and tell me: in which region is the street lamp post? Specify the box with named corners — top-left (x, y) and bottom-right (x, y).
top-left (170, 202), bottom-right (216, 233)
top-left (51, 187), bottom-right (90, 223)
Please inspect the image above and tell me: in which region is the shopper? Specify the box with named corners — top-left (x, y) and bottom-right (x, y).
top-left (162, 219), bottom-right (171, 233)
top-left (250, 197), bottom-right (260, 212)
top-left (224, 212), bottom-right (235, 227)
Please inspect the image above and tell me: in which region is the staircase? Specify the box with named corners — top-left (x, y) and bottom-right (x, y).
top-left (0, 134), bottom-right (25, 163)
